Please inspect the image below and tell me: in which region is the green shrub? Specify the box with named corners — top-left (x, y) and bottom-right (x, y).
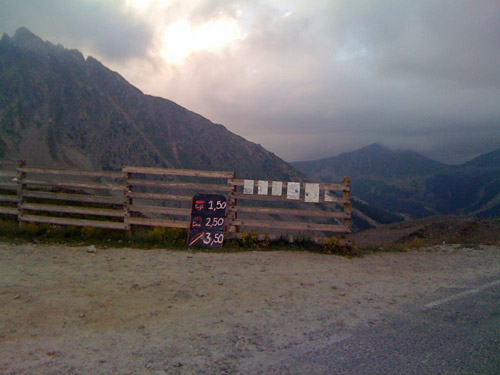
top-left (144, 227), bottom-right (188, 245)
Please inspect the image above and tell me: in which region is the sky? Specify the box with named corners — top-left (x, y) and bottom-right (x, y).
top-left (1, 0), bottom-right (500, 164)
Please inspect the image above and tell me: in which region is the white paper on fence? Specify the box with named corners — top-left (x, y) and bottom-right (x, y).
top-left (325, 190), bottom-right (338, 202)
top-left (243, 179), bottom-right (254, 194)
top-left (271, 181), bottom-right (283, 196)
top-left (287, 182), bottom-right (301, 200)
top-left (258, 180), bottom-right (268, 195)
top-left (305, 183), bottom-right (320, 203)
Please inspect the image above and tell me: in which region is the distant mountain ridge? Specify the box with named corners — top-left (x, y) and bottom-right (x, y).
top-left (0, 27), bottom-right (299, 180)
top-left (293, 143), bottom-right (449, 179)
top-left (293, 143), bottom-right (500, 221)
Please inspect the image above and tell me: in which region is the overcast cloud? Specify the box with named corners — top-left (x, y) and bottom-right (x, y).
top-left (1, 0), bottom-right (499, 163)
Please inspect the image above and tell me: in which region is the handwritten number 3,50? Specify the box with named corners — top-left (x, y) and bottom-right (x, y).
top-left (203, 232), bottom-right (224, 245)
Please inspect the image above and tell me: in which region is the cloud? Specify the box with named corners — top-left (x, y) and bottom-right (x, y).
top-left (1, 0), bottom-right (499, 164)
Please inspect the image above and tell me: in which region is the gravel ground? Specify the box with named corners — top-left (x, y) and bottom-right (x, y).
top-left (1, 243), bottom-right (499, 374)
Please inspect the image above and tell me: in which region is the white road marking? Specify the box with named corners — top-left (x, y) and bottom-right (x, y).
top-left (425, 279), bottom-right (500, 309)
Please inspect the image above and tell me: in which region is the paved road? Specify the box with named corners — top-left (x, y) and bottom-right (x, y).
top-left (271, 278), bottom-right (500, 374)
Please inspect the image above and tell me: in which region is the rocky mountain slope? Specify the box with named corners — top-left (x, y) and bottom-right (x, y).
top-left (293, 143), bottom-right (500, 221)
top-left (0, 27), bottom-right (299, 180)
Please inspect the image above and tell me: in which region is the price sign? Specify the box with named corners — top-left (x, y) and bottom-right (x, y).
top-left (188, 193), bottom-right (227, 248)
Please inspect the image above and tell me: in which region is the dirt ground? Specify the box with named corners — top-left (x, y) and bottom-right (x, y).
top-left (1, 242), bottom-right (499, 374)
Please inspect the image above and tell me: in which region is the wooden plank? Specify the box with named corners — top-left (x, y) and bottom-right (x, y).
top-left (21, 179), bottom-right (126, 191)
top-left (128, 192), bottom-right (193, 202)
top-left (0, 194), bottom-right (18, 203)
top-left (0, 182), bottom-right (18, 190)
top-left (233, 206), bottom-right (345, 218)
top-left (321, 183), bottom-right (349, 191)
top-left (231, 192), bottom-right (348, 204)
top-left (0, 171), bottom-right (17, 178)
top-left (229, 179), bottom-right (347, 192)
top-left (20, 215), bottom-right (128, 230)
top-left (123, 166), bottom-right (234, 179)
top-left (129, 204), bottom-right (190, 216)
top-left (127, 179), bottom-right (232, 192)
top-left (21, 203), bottom-right (125, 218)
top-left (126, 216), bottom-right (190, 229)
top-left (22, 191), bottom-right (124, 205)
top-left (0, 206), bottom-right (18, 215)
top-left (19, 167), bottom-right (125, 179)
top-left (0, 160), bottom-right (21, 166)
top-left (230, 219), bottom-right (350, 233)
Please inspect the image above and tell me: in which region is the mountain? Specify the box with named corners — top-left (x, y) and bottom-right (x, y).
top-left (293, 143), bottom-right (448, 180)
top-left (293, 143), bottom-right (500, 220)
top-left (0, 27), bottom-right (299, 180)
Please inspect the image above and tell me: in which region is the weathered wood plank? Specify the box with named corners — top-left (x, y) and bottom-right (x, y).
top-left (21, 203), bottom-right (125, 218)
top-left (0, 206), bottom-right (18, 215)
top-left (231, 192), bottom-right (348, 204)
top-left (233, 206), bottom-right (345, 218)
top-left (129, 204), bottom-right (190, 216)
top-left (22, 191), bottom-right (124, 205)
top-left (123, 166), bottom-right (234, 179)
top-left (20, 215), bottom-right (128, 230)
top-left (0, 171), bottom-right (17, 178)
top-left (0, 182), bottom-right (18, 190)
top-left (126, 216), bottom-right (190, 229)
top-left (128, 192), bottom-right (193, 202)
top-left (230, 219), bottom-right (350, 233)
top-left (321, 183), bottom-right (349, 191)
top-left (229, 179), bottom-right (347, 192)
top-left (0, 160), bottom-right (22, 166)
top-left (21, 179), bottom-right (126, 191)
top-left (0, 194), bottom-right (19, 203)
top-left (127, 179), bottom-right (232, 192)
top-left (19, 167), bottom-right (125, 179)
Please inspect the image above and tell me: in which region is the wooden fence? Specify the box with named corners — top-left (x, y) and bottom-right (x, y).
top-left (0, 161), bottom-right (352, 245)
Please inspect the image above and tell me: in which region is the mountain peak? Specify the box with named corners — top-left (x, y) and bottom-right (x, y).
top-left (13, 27), bottom-right (43, 44)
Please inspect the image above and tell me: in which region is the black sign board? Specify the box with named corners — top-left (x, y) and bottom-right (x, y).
top-left (188, 193), bottom-right (227, 248)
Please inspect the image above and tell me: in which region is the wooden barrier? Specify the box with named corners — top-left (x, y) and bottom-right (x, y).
top-left (0, 160), bottom-right (24, 216)
top-left (16, 166), bottom-right (128, 230)
top-left (122, 166), bottom-right (235, 234)
top-left (226, 177), bottom-right (352, 245)
top-left (0, 161), bottom-right (352, 245)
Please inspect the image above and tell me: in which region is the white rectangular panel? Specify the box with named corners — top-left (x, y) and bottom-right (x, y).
top-left (325, 190), bottom-right (338, 202)
top-left (287, 182), bottom-right (301, 200)
top-left (258, 180), bottom-right (268, 195)
top-left (305, 183), bottom-right (320, 202)
top-left (271, 181), bottom-right (283, 196)
top-left (243, 179), bottom-right (254, 194)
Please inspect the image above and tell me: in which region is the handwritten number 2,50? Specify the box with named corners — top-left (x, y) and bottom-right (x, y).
top-left (205, 217), bottom-right (224, 228)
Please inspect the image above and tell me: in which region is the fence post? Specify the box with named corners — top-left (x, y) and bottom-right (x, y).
top-left (225, 171), bottom-right (238, 239)
top-left (343, 176), bottom-right (353, 246)
top-left (16, 160), bottom-right (26, 228)
top-left (123, 170), bottom-right (133, 237)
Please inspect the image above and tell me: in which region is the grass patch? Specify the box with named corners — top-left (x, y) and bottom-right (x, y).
top-left (0, 216), bottom-right (357, 255)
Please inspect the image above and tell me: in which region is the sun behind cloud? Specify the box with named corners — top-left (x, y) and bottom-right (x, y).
top-left (160, 17), bottom-right (243, 64)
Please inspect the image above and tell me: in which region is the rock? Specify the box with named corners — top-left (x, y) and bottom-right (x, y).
top-left (86, 245), bottom-right (97, 253)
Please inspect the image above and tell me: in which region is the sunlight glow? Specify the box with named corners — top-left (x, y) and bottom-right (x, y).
top-left (161, 18), bottom-right (243, 64)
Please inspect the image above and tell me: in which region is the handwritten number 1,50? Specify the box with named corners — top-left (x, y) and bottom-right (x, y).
top-left (207, 200), bottom-right (227, 211)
